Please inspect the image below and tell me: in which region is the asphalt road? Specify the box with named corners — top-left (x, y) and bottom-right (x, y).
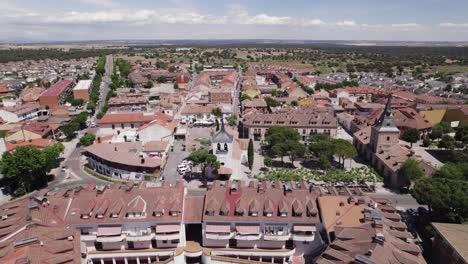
top-left (161, 140), bottom-right (190, 185)
top-left (48, 55), bottom-right (114, 189)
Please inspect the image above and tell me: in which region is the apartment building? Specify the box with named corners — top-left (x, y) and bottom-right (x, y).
top-left (83, 142), bottom-right (162, 181)
top-left (243, 108), bottom-right (338, 141)
top-left (0, 102), bottom-right (41, 123)
top-left (73, 79), bottom-right (92, 102)
top-left (0, 181), bottom-right (429, 264)
top-left (67, 182), bottom-right (187, 264)
top-left (317, 195), bottom-right (426, 264)
top-left (200, 181), bottom-right (325, 263)
top-left (39, 80), bottom-right (75, 109)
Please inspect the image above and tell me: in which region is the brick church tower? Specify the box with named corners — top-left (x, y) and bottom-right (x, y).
top-left (370, 95), bottom-right (400, 153)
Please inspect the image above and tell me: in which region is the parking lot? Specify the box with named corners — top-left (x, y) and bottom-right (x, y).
top-left (161, 140), bottom-right (190, 184)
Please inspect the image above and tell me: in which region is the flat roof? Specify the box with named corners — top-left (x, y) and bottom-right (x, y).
top-left (73, 79), bottom-right (92, 91)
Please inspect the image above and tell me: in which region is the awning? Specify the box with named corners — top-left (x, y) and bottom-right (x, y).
top-left (206, 224), bottom-right (231, 233)
top-left (294, 225), bottom-right (316, 232)
top-left (155, 225), bottom-right (180, 234)
top-left (97, 226), bottom-right (122, 237)
top-left (236, 225), bottom-right (260, 235)
top-left (175, 128), bottom-right (187, 135)
top-left (218, 166), bottom-right (232, 175)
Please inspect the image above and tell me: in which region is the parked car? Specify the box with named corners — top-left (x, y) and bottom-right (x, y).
top-left (178, 166), bottom-right (191, 175)
top-left (181, 160), bottom-right (193, 166)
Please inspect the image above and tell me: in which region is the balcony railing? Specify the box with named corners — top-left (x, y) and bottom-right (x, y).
top-left (126, 231), bottom-right (155, 242)
top-left (80, 234), bottom-right (97, 241)
top-left (96, 234), bottom-right (125, 243)
top-left (292, 233), bottom-right (315, 242)
top-left (154, 233), bottom-right (180, 241)
top-left (235, 233), bottom-right (262, 241)
top-left (263, 232), bottom-right (290, 241)
top-left (206, 232), bottom-right (234, 240)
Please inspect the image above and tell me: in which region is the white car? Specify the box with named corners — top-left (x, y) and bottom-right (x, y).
top-left (90, 122), bottom-right (96, 128)
top-left (178, 166), bottom-right (191, 174)
top-left (181, 160), bottom-right (193, 166)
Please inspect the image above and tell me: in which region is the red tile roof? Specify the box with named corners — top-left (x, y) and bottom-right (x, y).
top-left (5, 138), bottom-right (51, 152)
top-left (41, 80), bottom-right (73, 97)
top-left (98, 112), bottom-right (156, 125)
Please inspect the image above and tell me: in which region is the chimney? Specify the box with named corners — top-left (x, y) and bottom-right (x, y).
top-left (114, 147), bottom-right (117, 151)
top-left (141, 158), bottom-right (145, 164)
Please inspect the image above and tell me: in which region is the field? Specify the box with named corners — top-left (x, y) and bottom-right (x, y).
top-left (434, 65), bottom-right (468, 74)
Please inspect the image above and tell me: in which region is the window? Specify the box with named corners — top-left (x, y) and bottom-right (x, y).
top-left (224, 143), bottom-right (228, 151)
top-left (128, 241), bottom-right (135, 249)
top-left (387, 136), bottom-right (390, 141)
top-left (112, 124), bottom-right (115, 129)
top-left (110, 213), bottom-right (119, 218)
top-left (217, 143), bottom-right (221, 151)
top-left (171, 239), bottom-right (179, 244)
top-left (81, 228), bottom-right (91, 235)
top-left (121, 124), bottom-right (125, 129)
top-left (205, 210), bottom-right (215, 216)
top-left (94, 242), bottom-right (103, 250)
top-left (131, 124), bottom-right (134, 128)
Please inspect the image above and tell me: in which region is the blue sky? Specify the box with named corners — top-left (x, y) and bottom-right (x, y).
top-left (1, 0), bottom-right (468, 41)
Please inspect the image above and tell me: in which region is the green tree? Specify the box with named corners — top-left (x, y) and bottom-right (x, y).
top-left (42, 143), bottom-right (64, 172)
top-left (248, 139), bottom-right (254, 170)
top-left (265, 126), bottom-right (304, 166)
top-left (240, 93), bottom-right (251, 102)
top-left (227, 115), bottom-right (237, 127)
top-left (412, 177), bottom-right (468, 222)
top-left (438, 135), bottom-right (456, 150)
top-left (188, 149), bottom-right (220, 179)
top-left (87, 101), bottom-right (96, 112)
top-left (333, 139), bottom-right (357, 168)
top-left (264, 97), bottom-right (281, 108)
top-left (61, 122), bottom-right (79, 138)
top-left (431, 122), bottom-right (453, 139)
top-left (0, 143), bottom-right (64, 195)
top-left (430, 126), bottom-right (443, 139)
top-left (435, 162), bottom-right (468, 181)
top-left (80, 133), bottom-right (96, 146)
top-left (264, 157), bottom-right (273, 167)
top-left (455, 126), bottom-right (468, 144)
top-left (73, 112), bottom-right (89, 129)
top-left (145, 80), bottom-right (154, 88)
top-left (402, 128), bottom-right (420, 148)
top-left (71, 98), bottom-right (84, 107)
top-left (287, 140), bottom-right (306, 164)
top-left (156, 76), bottom-right (167, 83)
top-left (399, 159), bottom-right (425, 188)
top-left (211, 108), bottom-right (223, 118)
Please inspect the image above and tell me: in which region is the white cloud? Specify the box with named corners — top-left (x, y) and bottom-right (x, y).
top-left (334, 21), bottom-right (357, 27)
top-left (391, 23), bottom-right (421, 28)
top-left (80, 0), bottom-right (117, 7)
top-left (439, 22), bottom-right (468, 28)
top-left (2, 3), bottom-right (466, 41)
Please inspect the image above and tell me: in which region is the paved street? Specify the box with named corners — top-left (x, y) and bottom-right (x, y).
top-left (161, 140), bottom-right (190, 185)
top-left (48, 54), bottom-right (114, 189)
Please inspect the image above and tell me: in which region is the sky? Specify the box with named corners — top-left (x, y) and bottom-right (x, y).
top-left (1, 0), bottom-right (468, 41)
